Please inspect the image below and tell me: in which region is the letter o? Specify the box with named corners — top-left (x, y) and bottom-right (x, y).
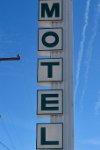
top-left (42, 31), bottom-right (59, 48)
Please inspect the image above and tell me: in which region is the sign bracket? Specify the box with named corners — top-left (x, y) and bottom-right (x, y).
top-left (0, 54), bottom-right (20, 61)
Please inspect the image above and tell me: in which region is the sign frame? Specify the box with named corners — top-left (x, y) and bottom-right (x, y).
top-left (36, 123), bottom-right (63, 149)
top-left (38, 0), bottom-right (63, 21)
top-left (37, 89), bottom-right (63, 115)
top-left (37, 58), bottom-right (63, 83)
top-left (38, 28), bottom-right (63, 51)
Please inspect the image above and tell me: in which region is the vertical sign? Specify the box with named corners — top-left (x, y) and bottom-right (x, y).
top-left (37, 0), bottom-right (64, 149)
top-left (37, 0), bottom-right (74, 149)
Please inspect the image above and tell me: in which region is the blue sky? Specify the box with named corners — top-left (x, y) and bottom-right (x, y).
top-left (74, 0), bottom-right (100, 150)
top-left (0, 0), bottom-right (100, 150)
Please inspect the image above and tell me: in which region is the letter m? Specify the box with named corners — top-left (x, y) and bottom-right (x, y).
top-left (40, 1), bottom-right (61, 20)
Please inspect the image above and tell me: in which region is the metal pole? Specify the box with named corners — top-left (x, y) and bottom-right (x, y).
top-left (63, 0), bottom-right (74, 149)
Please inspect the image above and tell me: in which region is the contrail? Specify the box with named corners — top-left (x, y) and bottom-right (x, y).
top-left (0, 141), bottom-right (11, 150)
top-left (80, 1), bottom-right (100, 110)
top-left (75, 0), bottom-right (91, 100)
top-left (95, 90), bottom-right (100, 115)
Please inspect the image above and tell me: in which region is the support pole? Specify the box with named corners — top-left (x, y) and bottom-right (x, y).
top-left (63, 0), bottom-right (74, 149)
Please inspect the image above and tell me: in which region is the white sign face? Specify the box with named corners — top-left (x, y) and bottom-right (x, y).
top-left (36, 123), bottom-right (63, 149)
top-left (38, 28), bottom-right (63, 51)
top-left (38, 58), bottom-right (63, 82)
top-left (39, 0), bottom-right (62, 21)
top-left (37, 90), bottom-right (63, 115)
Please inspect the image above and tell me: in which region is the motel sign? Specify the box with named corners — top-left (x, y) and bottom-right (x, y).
top-left (36, 0), bottom-right (74, 150)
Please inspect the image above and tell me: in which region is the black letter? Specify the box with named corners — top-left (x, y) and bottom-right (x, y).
top-left (41, 94), bottom-right (59, 111)
top-left (41, 3), bottom-right (60, 18)
top-left (41, 61), bottom-right (59, 78)
top-left (41, 127), bottom-right (59, 145)
top-left (42, 31), bottom-right (59, 48)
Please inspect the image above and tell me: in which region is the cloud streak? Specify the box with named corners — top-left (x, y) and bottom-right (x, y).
top-left (95, 90), bottom-right (100, 115)
top-left (0, 141), bottom-right (11, 150)
top-left (75, 0), bottom-right (91, 100)
top-left (80, 1), bottom-right (100, 110)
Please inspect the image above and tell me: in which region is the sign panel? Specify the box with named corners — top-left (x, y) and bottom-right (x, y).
top-left (39, 0), bottom-right (62, 21)
top-left (38, 28), bottom-right (63, 51)
top-left (38, 58), bottom-right (63, 82)
top-left (37, 89), bottom-right (63, 115)
top-left (36, 123), bottom-right (63, 149)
